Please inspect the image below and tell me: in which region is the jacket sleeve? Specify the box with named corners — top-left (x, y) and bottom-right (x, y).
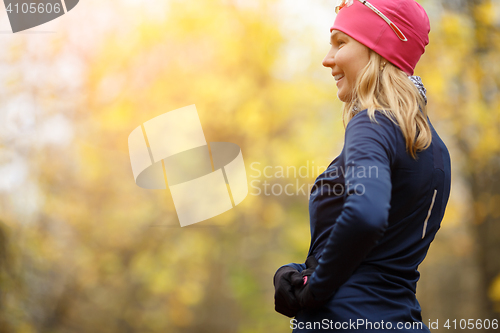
top-left (277, 262), bottom-right (307, 273)
top-left (308, 110), bottom-right (397, 301)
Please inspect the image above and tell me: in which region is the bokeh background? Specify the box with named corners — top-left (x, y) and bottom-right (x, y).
top-left (0, 0), bottom-right (499, 332)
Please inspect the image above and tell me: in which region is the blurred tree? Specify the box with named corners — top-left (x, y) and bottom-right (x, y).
top-left (418, 0), bottom-right (500, 328)
top-left (0, 221), bottom-right (13, 333)
top-left (0, 0), bottom-right (337, 332)
top-left (461, 0), bottom-right (500, 323)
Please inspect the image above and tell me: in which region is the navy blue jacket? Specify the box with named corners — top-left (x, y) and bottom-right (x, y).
top-left (281, 109), bottom-right (451, 332)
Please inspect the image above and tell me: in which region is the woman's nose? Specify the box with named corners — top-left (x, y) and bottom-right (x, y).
top-left (322, 48), bottom-right (336, 68)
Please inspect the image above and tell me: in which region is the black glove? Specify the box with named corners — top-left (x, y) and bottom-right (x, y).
top-left (274, 256), bottom-right (320, 317)
top-left (273, 266), bottom-right (304, 317)
top-left (293, 256), bottom-right (329, 309)
top-left (294, 281), bottom-right (327, 309)
top-left (299, 255), bottom-right (319, 285)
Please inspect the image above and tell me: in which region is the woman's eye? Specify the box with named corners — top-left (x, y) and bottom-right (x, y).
top-left (338, 40), bottom-right (345, 48)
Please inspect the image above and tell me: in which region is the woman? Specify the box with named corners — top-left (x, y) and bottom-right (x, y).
top-left (273, 0), bottom-right (451, 332)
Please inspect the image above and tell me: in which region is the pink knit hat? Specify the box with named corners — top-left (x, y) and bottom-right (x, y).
top-left (330, 0), bottom-right (430, 75)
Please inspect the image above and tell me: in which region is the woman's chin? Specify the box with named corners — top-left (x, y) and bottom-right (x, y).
top-left (337, 88), bottom-right (355, 103)
top-left (337, 91), bottom-right (348, 103)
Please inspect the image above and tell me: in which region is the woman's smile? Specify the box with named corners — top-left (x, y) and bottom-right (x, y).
top-left (333, 73), bottom-right (345, 86)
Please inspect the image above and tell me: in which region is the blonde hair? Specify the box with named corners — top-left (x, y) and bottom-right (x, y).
top-left (343, 50), bottom-right (432, 159)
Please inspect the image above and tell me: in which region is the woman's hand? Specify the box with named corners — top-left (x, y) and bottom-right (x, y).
top-left (273, 266), bottom-right (303, 317)
top-left (293, 280), bottom-right (326, 309)
top-left (293, 256), bottom-right (328, 308)
top-left (300, 256), bottom-right (319, 285)
top-left (274, 256), bottom-right (321, 317)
